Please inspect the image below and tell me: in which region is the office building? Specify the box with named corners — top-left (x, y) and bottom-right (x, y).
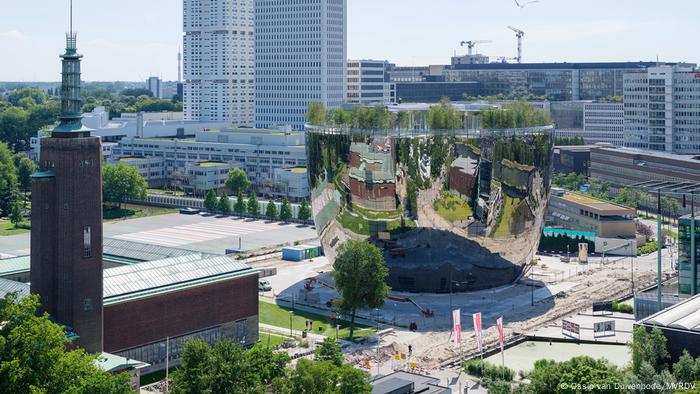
top-left (678, 214), bottom-right (700, 296)
top-left (553, 145), bottom-right (596, 175)
top-left (255, 0), bottom-right (347, 130)
top-left (183, 0), bottom-right (255, 126)
top-left (583, 102), bottom-right (624, 146)
top-left (111, 128), bottom-right (309, 199)
top-left (623, 64), bottom-right (700, 154)
top-left (146, 76), bottom-right (162, 99)
top-left (395, 81), bottom-right (482, 103)
top-left (31, 30), bottom-right (104, 353)
top-left (547, 189), bottom-right (636, 239)
top-left (442, 62), bottom-right (682, 101)
top-left (346, 60), bottom-right (394, 105)
top-left (590, 147), bottom-right (700, 189)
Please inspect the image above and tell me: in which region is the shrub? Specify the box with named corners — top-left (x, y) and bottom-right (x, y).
top-left (612, 301), bottom-right (633, 314)
top-left (464, 360), bottom-right (515, 382)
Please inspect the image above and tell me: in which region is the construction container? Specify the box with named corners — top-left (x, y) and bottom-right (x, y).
top-left (282, 245), bottom-right (322, 261)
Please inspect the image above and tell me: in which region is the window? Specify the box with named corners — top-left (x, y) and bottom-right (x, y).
top-left (83, 226), bottom-right (92, 258)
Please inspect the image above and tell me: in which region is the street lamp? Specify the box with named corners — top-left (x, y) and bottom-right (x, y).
top-left (289, 311), bottom-right (294, 337)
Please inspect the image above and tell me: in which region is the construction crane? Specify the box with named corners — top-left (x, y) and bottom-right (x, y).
top-left (507, 26), bottom-right (525, 63)
top-left (459, 40), bottom-right (492, 56)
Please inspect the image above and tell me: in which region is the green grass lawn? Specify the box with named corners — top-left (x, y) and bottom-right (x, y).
top-left (338, 211), bottom-right (416, 236)
top-left (350, 204), bottom-right (402, 220)
top-left (433, 192), bottom-right (473, 222)
top-left (259, 300), bottom-right (377, 340)
top-left (103, 204), bottom-right (179, 221)
top-left (259, 331), bottom-right (293, 348)
top-left (140, 366), bottom-right (179, 387)
top-left (492, 195), bottom-right (522, 238)
top-left (0, 220), bottom-right (29, 236)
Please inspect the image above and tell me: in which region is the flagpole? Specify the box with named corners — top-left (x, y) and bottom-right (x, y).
top-left (165, 336), bottom-right (169, 393)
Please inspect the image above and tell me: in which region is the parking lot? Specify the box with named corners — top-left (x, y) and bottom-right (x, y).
top-left (0, 213), bottom-right (319, 256)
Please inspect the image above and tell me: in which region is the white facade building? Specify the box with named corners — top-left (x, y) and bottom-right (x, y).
top-left (111, 128), bottom-right (309, 199)
top-left (183, 0), bottom-right (255, 126)
top-left (582, 102), bottom-right (624, 146)
top-left (254, 0), bottom-right (347, 130)
top-left (624, 64), bottom-right (700, 154)
top-left (346, 60), bottom-right (394, 105)
top-left (146, 76), bottom-right (163, 99)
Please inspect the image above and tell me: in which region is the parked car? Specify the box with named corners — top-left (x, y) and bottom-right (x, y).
top-left (180, 207), bottom-right (201, 215)
top-left (259, 279), bottom-right (272, 292)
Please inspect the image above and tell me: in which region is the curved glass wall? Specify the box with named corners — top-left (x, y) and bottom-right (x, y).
top-left (307, 126), bottom-right (554, 293)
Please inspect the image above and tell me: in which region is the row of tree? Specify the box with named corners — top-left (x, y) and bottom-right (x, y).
top-left (202, 190), bottom-right (311, 221)
top-left (481, 99), bottom-right (553, 129)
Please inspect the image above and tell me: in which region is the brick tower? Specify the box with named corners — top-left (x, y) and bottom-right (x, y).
top-left (30, 8), bottom-right (103, 353)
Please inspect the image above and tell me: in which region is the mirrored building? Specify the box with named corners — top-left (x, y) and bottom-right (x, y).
top-left (307, 125), bottom-right (554, 293)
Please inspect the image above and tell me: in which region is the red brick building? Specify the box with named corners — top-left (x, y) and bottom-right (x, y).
top-left (101, 255), bottom-right (259, 373)
top-left (449, 156), bottom-right (478, 198)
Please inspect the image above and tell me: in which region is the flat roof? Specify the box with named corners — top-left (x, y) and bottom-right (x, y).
top-left (194, 161), bottom-right (228, 167)
top-left (103, 254), bottom-right (256, 303)
top-left (449, 61), bottom-right (665, 71)
top-left (594, 147), bottom-right (700, 165)
top-left (96, 352), bottom-right (150, 372)
top-left (556, 192), bottom-right (634, 213)
top-left (641, 293), bottom-right (700, 332)
top-left (371, 371), bottom-right (449, 394)
top-left (0, 255), bottom-right (30, 276)
top-left (286, 167), bottom-right (307, 173)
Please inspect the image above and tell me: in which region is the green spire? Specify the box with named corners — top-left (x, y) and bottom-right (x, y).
top-left (52, 0), bottom-right (92, 137)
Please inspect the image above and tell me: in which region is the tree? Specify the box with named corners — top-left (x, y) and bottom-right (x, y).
top-left (8, 200), bottom-right (22, 227)
top-left (333, 240), bottom-right (390, 338)
top-left (225, 167), bottom-right (251, 195)
top-left (306, 102), bottom-right (327, 126)
top-left (218, 192), bottom-right (231, 214)
top-left (234, 191), bottom-right (246, 214)
top-left (266, 201), bottom-right (278, 219)
top-left (630, 327), bottom-right (670, 374)
top-left (274, 359), bottom-right (371, 394)
top-left (204, 190), bottom-right (218, 212)
top-left (246, 345), bottom-right (291, 387)
top-left (170, 339), bottom-right (213, 394)
top-left (0, 293), bottom-right (131, 394)
top-left (0, 142), bottom-right (18, 217)
top-left (674, 350), bottom-right (696, 384)
top-left (14, 154), bottom-right (35, 205)
top-left (279, 197), bottom-right (293, 222)
top-left (248, 192), bottom-right (260, 216)
top-left (315, 337), bottom-right (343, 366)
top-left (120, 88), bottom-right (153, 97)
top-left (297, 198), bottom-right (311, 221)
top-left (171, 340), bottom-right (290, 394)
top-left (102, 163), bottom-right (148, 209)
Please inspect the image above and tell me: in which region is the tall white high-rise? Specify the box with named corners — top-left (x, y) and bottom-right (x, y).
top-left (183, 0), bottom-right (255, 126)
top-left (255, 0), bottom-right (347, 130)
top-left (623, 64), bottom-right (700, 154)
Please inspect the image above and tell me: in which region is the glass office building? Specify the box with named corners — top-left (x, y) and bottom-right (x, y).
top-left (679, 214), bottom-right (700, 295)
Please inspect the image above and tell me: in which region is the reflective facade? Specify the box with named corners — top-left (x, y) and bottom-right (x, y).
top-left (307, 126), bottom-right (554, 293)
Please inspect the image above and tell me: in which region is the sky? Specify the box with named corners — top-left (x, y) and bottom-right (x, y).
top-left (0, 0), bottom-right (697, 81)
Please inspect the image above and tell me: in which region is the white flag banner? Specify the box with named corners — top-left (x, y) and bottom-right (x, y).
top-left (473, 312), bottom-right (482, 353)
top-left (497, 316), bottom-right (504, 352)
top-left (453, 309), bottom-right (461, 348)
